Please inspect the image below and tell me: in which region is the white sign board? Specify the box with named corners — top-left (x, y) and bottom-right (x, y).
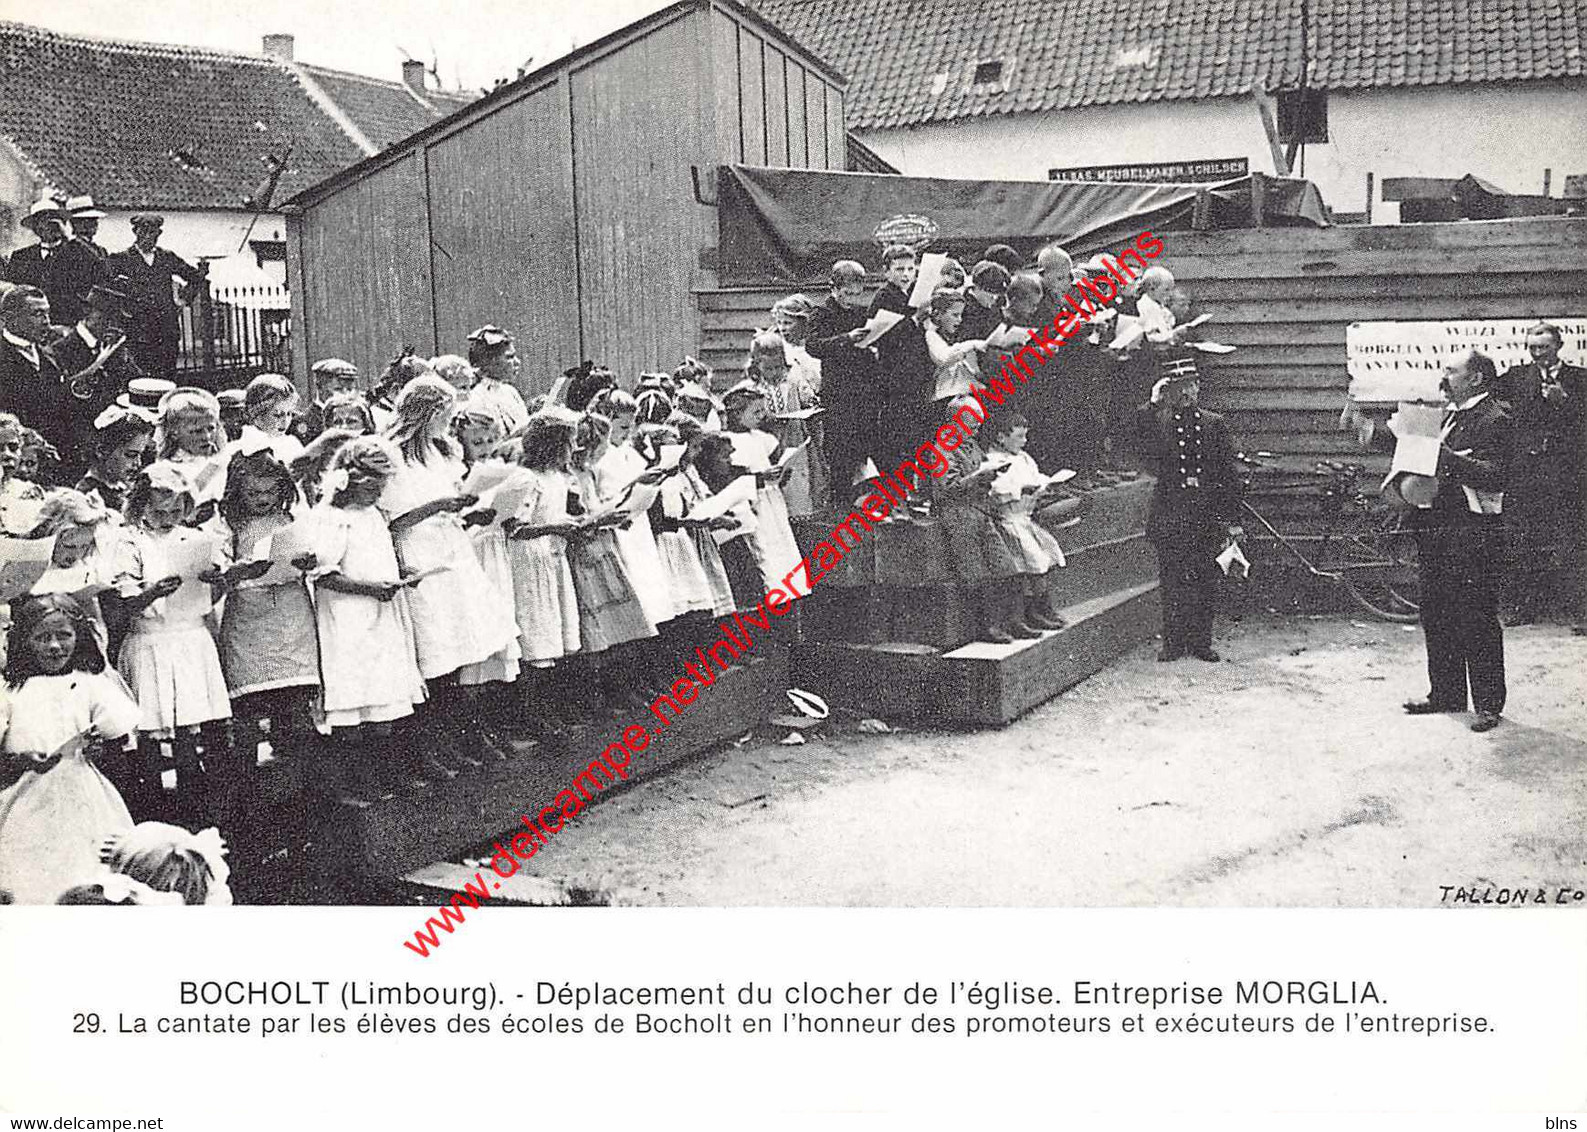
top-left (1346, 318), bottom-right (1587, 403)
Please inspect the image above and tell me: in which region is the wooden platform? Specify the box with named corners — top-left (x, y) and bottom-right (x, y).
top-left (793, 580), bottom-right (1159, 727)
top-left (253, 650), bottom-right (790, 880)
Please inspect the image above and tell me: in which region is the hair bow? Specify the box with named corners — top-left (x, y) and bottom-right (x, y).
top-left (97, 873), bottom-right (184, 907)
top-left (321, 467), bottom-right (351, 497)
top-left (187, 827), bottom-right (232, 901)
top-left (467, 325), bottom-right (511, 347)
top-left (94, 404), bottom-right (145, 430)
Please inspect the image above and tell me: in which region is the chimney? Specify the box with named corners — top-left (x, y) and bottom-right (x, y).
top-left (262, 34), bottom-right (294, 61)
top-left (402, 59), bottom-right (427, 93)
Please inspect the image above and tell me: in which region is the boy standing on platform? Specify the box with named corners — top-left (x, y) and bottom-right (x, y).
top-left (806, 260), bottom-right (874, 503)
top-left (867, 245), bottom-right (932, 478)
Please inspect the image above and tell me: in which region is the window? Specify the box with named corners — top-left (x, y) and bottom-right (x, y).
top-left (972, 59), bottom-right (1003, 85)
top-left (1277, 88), bottom-right (1328, 144)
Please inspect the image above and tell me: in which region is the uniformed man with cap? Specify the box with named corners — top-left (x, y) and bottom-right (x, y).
top-left (292, 357), bottom-right (361, 443)
top-left (1134, 357), bottom-right (1243, 661)
top-left (108, 213), bottom-right (208, 379)
top-left (66, 195), bottom-right (111, 259)
top-left (3, 199), bottom-right (109, 325)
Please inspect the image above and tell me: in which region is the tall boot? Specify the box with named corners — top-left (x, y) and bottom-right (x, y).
top-left (1027, 580), bottom-right (1067, 630)
top-left (1006, 580), bottom-right (1042, 639)
top-left (978, 583), bottom-right (1013, 644)
top-left (172, 729), bottom-right (206, 827)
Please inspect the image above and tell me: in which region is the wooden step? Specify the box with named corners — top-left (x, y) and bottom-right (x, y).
top-left (792, 580), bottom-right (1160, 726)
top-left (303, 650), bottom-right (791, 877)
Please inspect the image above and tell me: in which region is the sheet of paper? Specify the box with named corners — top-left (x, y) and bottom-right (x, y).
top-left (685, 475), bottom-right (758, 522)
top-left (478, 477), bottom-right (534, 529)
top-left (461, 461), bottom-right (519, 497)
top-left (1387, 403), bottom-right (1446, 439)
top-left (656, 444), bottom-right (688, 472)
top-left (0, 536), bottom-right (57, 603)
top-left (1188, 340), bottom-right (1237, 354)
top-left (163, 532), bottom-right (220, 619)
top-left (249, 521), bottom-right (317, 586)
top-left (855, 308), bottom-right (904, 349)
top-left (772, 405), bottom-right (824, 421)
top-left (907, 252), bottom-right (951, 308)
top-left (985, 322), bottom-right (1029, 349)
top-left (1183, 312), bottom-right (1212, 330)
top-left (1388, 434), bottom-right (1442, 478)
top-left (772, 439), bottom-right (811, 473)
top-left (1108, 314), bottom-right (1145, 351)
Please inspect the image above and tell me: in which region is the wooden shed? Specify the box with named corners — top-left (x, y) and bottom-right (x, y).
top-left (284, 0), bottom-right (847, 391)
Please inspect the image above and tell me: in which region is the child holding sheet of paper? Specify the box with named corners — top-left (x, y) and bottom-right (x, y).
top-left (0, 594), bottom-right (142, 904)
top-left (110, 462), bottom-right (231, 822)
top-left (213, 449), bottom-right (320, 801)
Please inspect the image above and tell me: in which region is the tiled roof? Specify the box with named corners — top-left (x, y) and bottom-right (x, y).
top-left (0, 21), bottom-right (478, 210)
top-left (754, 0), bottom-right (1587, 130)
top-left (300, 64), bottom-right (475, 152)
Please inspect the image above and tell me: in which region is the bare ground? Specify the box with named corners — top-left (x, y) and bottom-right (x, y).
top-left (475, 615), bottom-right (1587, 908)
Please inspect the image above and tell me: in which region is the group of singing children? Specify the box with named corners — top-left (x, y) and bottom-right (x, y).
top-left (0, 327), bottom-right (817, 848)
top-left (805, 247), bottom-right (1074, 644)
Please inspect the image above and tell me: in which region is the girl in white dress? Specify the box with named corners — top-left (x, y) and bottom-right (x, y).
top-left (153, 388), bottom-right (227, 522)
top-left (452, 402), bottom-right (523, 693)
top-left (111, 462), bottom-right (231, 823)
top-left (0, 413), bottom-right (45, 536)
top-left (568, 412), bottom-right (657, 711)
top-left (308, 437), bottom-right (427, 777)
top-left (0, 594), bottom-right (141, 904)
top-left (983, 411), bottom-right (1069, 632)
top-left (28, 489), bottom-right (118, 652)
top-left (746, 329), bottom-right (827, 517)
top-left (506, 411), bottom-right (583, 729)
top-left (381, 376), bottom-right (516, 754)
top-left (649, 417), bottom-right (737, 656)
top-left (721, 382), bottom-right (805, 597)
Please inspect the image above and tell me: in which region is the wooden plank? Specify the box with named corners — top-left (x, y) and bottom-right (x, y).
top-left (738, 29), bottom-right (766, 166)
top-left (764, 45), bottom-right (789, 167)
top-left (425, 86), bottom-right (580, 401)
top-left (785, 63), bottom-right (808, 167)
top-left (284, 214), bottom-right (309, 387)
top-left (1200, 294), bottom-right (1587, 323)
top-left (573, 15), bottom-right (709, 379)
top-left (1170, 245), bottom-right (1587, 280)
top-left (711, 8), bottom-right (742, 164)
top-left (824, 83), bottom-right (845, 172)
top-left (805, 68), bottom-right (827, 169)
top-left (1203, 388), bottom-right (1352, 410)
top-left (1167, 216), bottom-right (1587, 258)
top-left (1207, 365), bottom-right (1345, 389)
top-left (1190, 272), bottom-right (1587, 302)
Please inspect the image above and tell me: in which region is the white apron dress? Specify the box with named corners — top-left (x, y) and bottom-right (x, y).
top-left (595, 445), bottom-right (674, 627)
top-left (113, 527), bottom-right (232, 736)
top-left (0, 672), bottom-right (140, 904)
top-left (507, 469), bottom-right (581, 665)
top-left (380, 450), bottom-right (516, 681)
top-left (307, 503), bottom-right (426, 729)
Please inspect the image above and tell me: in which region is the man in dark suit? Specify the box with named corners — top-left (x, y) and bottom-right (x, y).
top-left (66, 195), bottom-right (112, 260)
top-left (1495, 322), bottom-right (1587, 625)
top-left (0, 285), bottom-right (73, 452)
top-left (3, 201), bottom-right (109, 327)
top-left (109, 213), bottom-right (208, 380)
top-left (1357, 349), bottom-right (1512, 733)
top-left (44, 282), bottom-right (145, 478)
top-left (1134, 357), bottom-right (1243, 662)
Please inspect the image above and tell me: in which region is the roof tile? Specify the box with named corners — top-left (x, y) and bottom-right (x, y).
top-left (756, 0), bottom-right (1587, 130)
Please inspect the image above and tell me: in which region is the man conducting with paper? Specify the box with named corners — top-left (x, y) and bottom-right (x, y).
top-left (1348, 349), bottom-right (1513, 733)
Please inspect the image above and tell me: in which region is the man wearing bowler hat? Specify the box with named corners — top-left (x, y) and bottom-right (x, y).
top-left (66, 195), bottom-right (111, 260)
top-left (3, 199), bottom-right (109, 326)
top-left (1134, 357), bottom-right (1243, 662)
top-left (110, 213), bottom-right (208, 380)
top-left (1353, 349), bottom-right (1513, 732)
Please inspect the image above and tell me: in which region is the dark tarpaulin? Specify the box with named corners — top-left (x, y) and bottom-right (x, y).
top-left (717, 165), bottom-right (1328, 284)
